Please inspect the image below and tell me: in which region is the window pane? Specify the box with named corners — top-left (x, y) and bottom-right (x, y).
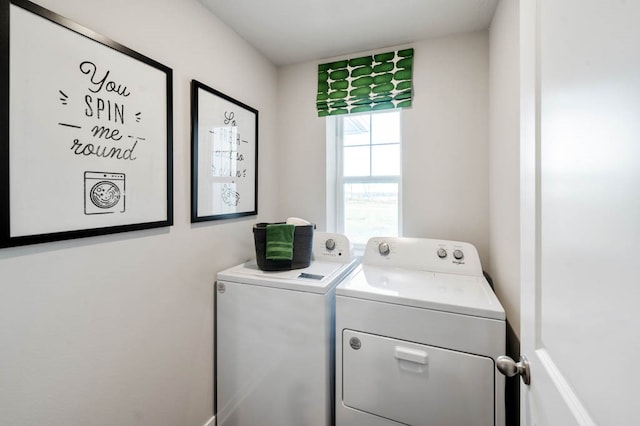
top-left (371, 111), bottom-right (400, 144)
top-left (344, 146), bottom-right (370, 176)
top-left (344, 131), bottom-right (369, 147)
top-left (372, 145), bottom-right (400, 176)
top-left (343, 114), bottom-right (370, 146)
top-left (344, 183), bottom-right (399, 246)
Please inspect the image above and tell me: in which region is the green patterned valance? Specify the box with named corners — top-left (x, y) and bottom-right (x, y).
top-left (316, 48), bottom-right (413, 117)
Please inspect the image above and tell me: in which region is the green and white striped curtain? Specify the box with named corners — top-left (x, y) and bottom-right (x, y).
top-left (316, 48), bottom-right (413, 117)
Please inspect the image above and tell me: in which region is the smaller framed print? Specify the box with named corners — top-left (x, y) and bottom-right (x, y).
top-left (191, 80), bottom-right (258, 222)
top-left (0, 0), bottom-right (173, 248)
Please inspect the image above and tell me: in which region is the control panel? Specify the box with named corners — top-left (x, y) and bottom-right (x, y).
top-left (362, 236), bottom-right (483, 276)
top-left (313, 232), bottom-right (353, 263)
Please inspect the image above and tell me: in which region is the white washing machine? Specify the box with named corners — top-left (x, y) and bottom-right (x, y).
top-left (216, 232), bottom-right (358, 426)
top-left (335, 237), bottom-right (506, 426)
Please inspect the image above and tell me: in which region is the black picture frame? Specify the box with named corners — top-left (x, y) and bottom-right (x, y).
top-left (0, 0), bottom-right (173, 248)
top-left (191, 80), bottom-right (258, 222)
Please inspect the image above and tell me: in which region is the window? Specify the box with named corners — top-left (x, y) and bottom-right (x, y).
top-left (332, 110), bottom-right (402, 247)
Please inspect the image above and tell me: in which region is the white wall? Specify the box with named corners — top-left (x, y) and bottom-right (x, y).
top-left (0, 1), bottom-right (278, 425)
top-left (276, 63), bottom-right (328, 229)
top-left (277, 32), bottom-right (492, 266)
top-left (402, 32), bottom-right (490, 265)
top-left (488, 0), bottom-right (521, 337)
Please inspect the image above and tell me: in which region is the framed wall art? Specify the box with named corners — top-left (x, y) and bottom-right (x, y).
top-left (0, 0), bottom-right (173, 248)
top-left (191, 80), bottom-right (258, 222)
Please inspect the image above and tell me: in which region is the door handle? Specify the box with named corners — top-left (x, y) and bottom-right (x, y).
top-left (497, 355), bottom-right (531, 385)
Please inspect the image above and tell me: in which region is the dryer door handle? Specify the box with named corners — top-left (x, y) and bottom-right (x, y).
top-left (394, 346), bottom-right (429, 365)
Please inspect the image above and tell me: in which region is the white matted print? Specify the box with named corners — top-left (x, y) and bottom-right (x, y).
top-left (1, 0), bottom-right (173, 248)
top-left (191, 80), bottom-right (258, 222)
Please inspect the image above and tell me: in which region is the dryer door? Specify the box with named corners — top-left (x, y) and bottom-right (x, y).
top-left (342, 330), bottom-right (495, 426)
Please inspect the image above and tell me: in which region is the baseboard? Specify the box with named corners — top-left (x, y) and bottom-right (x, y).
top-left (203, 415), bottom-right (215, 426)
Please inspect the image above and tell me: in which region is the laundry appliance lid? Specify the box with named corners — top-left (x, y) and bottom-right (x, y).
top-left (217, 258), bottom-right (359, 294)
top-left (336, 264), bottom-right (505, 320)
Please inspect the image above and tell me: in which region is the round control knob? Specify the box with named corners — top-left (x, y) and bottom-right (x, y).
top-left (453, 249), bottom-right (464, 260)
top-left (325, 238), bottom-right (336, 251)
top-left (437, 248), bottom-right (447, 259)
top-left (378, 242), bottom-right (391, 256)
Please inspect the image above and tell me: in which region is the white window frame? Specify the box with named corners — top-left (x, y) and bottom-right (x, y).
top-left (328, 111), bottom-right (403, 250)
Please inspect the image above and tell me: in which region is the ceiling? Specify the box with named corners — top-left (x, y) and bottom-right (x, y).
top-left (198, 0), bottom-right (499, 66)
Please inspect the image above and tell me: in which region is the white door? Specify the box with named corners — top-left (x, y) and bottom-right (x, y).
top-left (518, 0), bottom-right (640, 425)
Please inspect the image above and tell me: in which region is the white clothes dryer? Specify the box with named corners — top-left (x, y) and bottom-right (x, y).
top-left (335, 237), bottom-right (506, 426)
top-left (216, 232), bottom-right (358, 426)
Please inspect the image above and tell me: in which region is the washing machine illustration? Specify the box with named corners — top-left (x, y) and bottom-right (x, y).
top-left (84, 171), bottom-right (126, 215)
